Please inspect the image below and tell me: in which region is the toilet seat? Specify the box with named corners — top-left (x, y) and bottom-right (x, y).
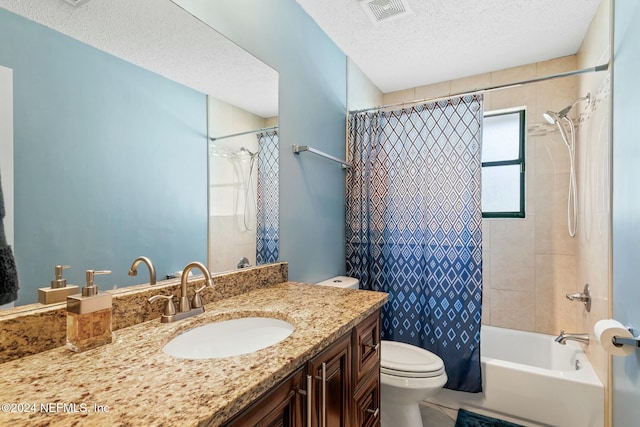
top-left (380, 340), bottom-right (446, 378)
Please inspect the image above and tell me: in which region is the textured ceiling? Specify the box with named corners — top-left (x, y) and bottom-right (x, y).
top-left (0, 0), bottom-right (279, 118)
top-left (295, 0), bottom-right (603, 93)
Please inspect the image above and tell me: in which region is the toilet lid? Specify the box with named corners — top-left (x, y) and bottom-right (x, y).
top-left (380, 340), bottom-right (446, 378)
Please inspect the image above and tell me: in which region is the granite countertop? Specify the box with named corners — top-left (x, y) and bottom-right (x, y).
top-left (0, 282), bottom-right (387, 427)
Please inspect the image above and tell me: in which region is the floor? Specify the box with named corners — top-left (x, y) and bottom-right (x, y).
top-left (419, 401), bottom-right (458, 427)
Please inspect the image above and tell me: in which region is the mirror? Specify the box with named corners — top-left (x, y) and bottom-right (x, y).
top-left (207, 118), bottom-right (279, 272)
top-left (0, 0), bottom-right (278, 309)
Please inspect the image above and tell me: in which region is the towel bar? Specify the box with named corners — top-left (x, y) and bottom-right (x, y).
top-left (292, 145), bottom-right (352, 169)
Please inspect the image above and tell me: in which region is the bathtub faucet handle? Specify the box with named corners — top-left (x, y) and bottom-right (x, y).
top-left (565, 284), bottom-right (591, 312)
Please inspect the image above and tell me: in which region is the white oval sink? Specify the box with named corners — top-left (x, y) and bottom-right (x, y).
top-left (162, 317), bottom-right (295, 359)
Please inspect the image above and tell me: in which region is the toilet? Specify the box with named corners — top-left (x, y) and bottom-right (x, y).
top-left (316, 276), bottom-right (447, 427)
top-left (380, 340), bottom-right (447, 427)
top-left (315, 275), bottom-right (360, 289)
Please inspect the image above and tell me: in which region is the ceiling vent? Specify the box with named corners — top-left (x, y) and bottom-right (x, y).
top-left (359, 0), bottom-right (412, 24)
top-left (62, 0), bottom-right (92, 7)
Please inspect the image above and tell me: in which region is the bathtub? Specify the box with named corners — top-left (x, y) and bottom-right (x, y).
top-left (427, 325), bottom-right (604, 427)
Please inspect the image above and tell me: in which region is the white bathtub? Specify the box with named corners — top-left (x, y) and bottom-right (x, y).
top-left (427, 325), bottom-right (604, 427)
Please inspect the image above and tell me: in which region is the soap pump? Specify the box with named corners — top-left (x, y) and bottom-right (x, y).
top-left (38, 265), bottom-right (79, 305)
top-left (66, 270), bottom-right (113, 352)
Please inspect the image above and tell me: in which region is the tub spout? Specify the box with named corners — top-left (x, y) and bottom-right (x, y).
top-left (555, 330), bottom-right (589, 345)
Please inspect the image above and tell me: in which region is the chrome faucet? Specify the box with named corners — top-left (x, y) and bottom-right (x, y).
top-left (128, 256), bottom-right (156, 286)
top-left (147, 261), bottom-right (213, 323)
top-left (554, 330), bottom-right (590, 345)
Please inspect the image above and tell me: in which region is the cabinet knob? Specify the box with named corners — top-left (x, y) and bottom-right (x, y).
top-left (364, 342), bottom-right (380, 352)
top-left (366, 407), bottom-right (380, 418)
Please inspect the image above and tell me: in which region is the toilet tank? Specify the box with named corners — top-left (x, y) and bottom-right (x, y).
top-left (315, 276), bottom-right (359, 290)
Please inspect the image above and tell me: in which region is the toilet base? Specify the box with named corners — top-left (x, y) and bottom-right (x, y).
top-left (381, 400), bottom-right (423, 427)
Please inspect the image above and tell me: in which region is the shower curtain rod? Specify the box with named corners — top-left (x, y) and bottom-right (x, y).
top-left (209, 125), bottom-right (278, 142)
top-left (349, 63), bottom-right (609, 114)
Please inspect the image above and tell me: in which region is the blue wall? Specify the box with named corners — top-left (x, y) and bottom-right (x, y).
top-left (612, 0), bottom-right (640, 424)
top-left (0, 8), bottom-right (208, 304)
top-left (174, 0), bottom-right (348, 283)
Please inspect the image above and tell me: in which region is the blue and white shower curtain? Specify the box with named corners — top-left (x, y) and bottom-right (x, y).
top-left (256, 130), bottom-right (279, 265)
top-left (346, 95), bottom-right (483, 392)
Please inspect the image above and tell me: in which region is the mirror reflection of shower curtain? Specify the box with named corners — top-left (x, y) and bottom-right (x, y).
top-left (256, 130), bottom-right (279, 264)
top-left (346, 95), bottom-right (483, 392)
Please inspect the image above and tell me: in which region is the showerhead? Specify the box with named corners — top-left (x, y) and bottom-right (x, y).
top-left (542, 93), bottom-right (591, 124)
top-left (543, 111), bottom-right (559, 125)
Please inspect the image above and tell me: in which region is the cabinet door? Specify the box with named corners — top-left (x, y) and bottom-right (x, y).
top-left (352, 369), bottom-right (380, 427)
top-left (352, 310), bottom-right (380, 386)
top-left (224, 366), bottom-right (305, 427)
top-left (309, 333), bottom-right (352, 427)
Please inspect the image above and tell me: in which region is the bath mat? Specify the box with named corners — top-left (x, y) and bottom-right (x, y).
top-left (455, 409), bottom-right (524, 427)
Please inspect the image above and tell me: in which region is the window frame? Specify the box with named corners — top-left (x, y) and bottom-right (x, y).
top-left (481, 109), bottom-right (526, 219)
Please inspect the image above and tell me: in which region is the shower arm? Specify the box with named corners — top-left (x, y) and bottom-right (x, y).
top-left (557, 94), bottom-right (591, 119)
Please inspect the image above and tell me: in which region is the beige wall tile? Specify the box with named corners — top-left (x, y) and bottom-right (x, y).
top-left (535, 134), bottom-right (572, 175)
top-left (414, 81), bottom-right (451, 101)
top-left (491, 63), bottom-right (536, 87)
top-left (536, 55), bottom-right (577, 77)
top-left (383, 88), bottom-right (416, 105)
top-left (525, 137), bottom-right (537, 217)
top-left (482, 256), bottom-right (491, 325)
top-left (490, 289), bottom-right (535, 331)
top-left (489, 85), bottom-right (535, 114)
top-left (535, 75), bottom-right (578, 122)
top-left (534, 254), bottom-right (579, 334)
top-left (450, 73), bottom-right (491, 96)
top-left (482, 220), bottom-right (492, 252)
top-left (535, 172), bottom-right (568, 217)
top-left (535, 213), bottom-right (578, 256)
top-left (490, 218), bottom-right (535, 292)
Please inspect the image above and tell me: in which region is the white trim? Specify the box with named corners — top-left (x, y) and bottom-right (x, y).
top-left (0, 65), bottom-right (14, 248)
top-left (0, 65), bottom-right (15, 310)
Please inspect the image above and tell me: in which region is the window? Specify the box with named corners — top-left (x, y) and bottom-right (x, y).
top-left (481, 110), bottom-right (525, 218)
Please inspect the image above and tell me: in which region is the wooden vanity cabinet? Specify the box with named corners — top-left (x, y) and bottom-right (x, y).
top-left (225, 309), bottom-right (381, 427)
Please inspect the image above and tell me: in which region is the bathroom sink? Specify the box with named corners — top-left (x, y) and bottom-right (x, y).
top-left (162, 317), bottom-right (295, 359)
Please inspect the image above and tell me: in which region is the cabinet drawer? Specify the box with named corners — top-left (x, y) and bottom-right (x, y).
top-left (352, 309), bottom-right (380, 387)
top-left (353, 368), bottom-right (380, 427)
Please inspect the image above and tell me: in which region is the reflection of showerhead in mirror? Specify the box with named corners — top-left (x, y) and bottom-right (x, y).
top-left (239, 147), bottom-right (258, 157)
top-left (542, 93), bottom-right (591, 124)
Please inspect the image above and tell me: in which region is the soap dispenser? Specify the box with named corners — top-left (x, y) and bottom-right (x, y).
top-left (37, 265), bottom-right (79, 304)
top-left (66, 270), bottom-right (112, 352)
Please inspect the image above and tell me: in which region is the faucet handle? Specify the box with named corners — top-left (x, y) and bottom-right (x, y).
top-left (148, 294), bottom-right (176, 317)
top-left (191, 283), bottom-right (208, 309)
top-left (565, 284), bottom-right (591, 312)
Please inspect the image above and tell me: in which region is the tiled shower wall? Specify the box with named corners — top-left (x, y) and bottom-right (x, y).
top-left (383, 55), bottom-right (583, 336)
top-left (576, 0), bottom-right (611, 391)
